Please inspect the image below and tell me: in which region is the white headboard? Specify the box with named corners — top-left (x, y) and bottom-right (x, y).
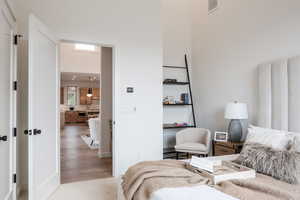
top-left (258, 56), bottom-right (300, 132)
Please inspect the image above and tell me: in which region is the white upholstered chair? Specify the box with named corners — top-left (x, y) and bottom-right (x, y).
top-left (88, 118), bottom-right (101, 146)
top-left (175, 128), bottom-right (211, 158)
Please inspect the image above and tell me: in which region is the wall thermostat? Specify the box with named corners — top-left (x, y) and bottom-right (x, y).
top-left (126, 87), bottom-right (134, 93)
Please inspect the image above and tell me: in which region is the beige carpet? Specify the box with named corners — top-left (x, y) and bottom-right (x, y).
top-left (49, 178), bottom-right (118, 200)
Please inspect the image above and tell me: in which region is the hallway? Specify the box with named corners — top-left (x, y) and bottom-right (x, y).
top-left (61, 125), bottom-right (112, 183)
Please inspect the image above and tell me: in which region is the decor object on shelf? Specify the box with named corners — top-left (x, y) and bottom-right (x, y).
top-left (180, 93), bottom-right (189, 104)
top-left (163, 95), bottom-right (191, 105)
top-left (163, 123), bottom-right (194, 129)
top-left (214, 131), bottom-right (228, 142)
top-left (175, 128), bottom-right (211, 158)
top-left (225, 101), bottom-right (248, 142)
top-left (163, 96), bottom-right (175, 104)
top-left (163, 78), bottom-right (177, 84)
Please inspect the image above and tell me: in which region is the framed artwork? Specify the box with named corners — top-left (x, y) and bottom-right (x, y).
top-left (214, 131), bottom-right (228, 142)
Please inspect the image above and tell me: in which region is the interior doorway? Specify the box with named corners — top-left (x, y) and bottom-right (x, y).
top-left (16, 15), bottom-right (116, 200)
top-left (59, 42), bottom-right (113, 184)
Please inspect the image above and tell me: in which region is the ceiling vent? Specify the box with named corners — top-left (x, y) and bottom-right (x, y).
top-left (208, 0), bottom-right (218, 13)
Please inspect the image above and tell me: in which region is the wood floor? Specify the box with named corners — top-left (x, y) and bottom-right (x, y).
top-left (61, 124), bottom-right (112, 184)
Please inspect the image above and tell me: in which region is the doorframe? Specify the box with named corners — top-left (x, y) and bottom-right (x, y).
top-left (101, 44), bottom-right (116, 177)
top-left (2, 0), bottom-right (17, 199)
top-left (11, 20), bottom-right (17, 200)
top-left (59, 39), bottom-right (117, 178)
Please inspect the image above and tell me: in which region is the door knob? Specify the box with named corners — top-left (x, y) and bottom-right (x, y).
top-left (24, 130), bottom-right (32, 135)
top-left (33, 129), bottom-right (41, 135)
top-left (0, 135), bottom-right (8, 141)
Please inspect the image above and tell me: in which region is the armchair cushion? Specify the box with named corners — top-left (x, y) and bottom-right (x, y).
top-left (175, 143), bottom-right (208, 153)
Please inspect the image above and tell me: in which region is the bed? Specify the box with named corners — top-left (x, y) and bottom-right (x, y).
top-left (118, 55), bottom-right (300, 200)
top-left (117, 155), bottom-right (240, 200)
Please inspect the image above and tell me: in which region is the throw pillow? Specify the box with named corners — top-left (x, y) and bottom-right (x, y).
top-left (246, 126), bottom-right (292, 150)
top-left (235, 143), bottom-right (300, 184)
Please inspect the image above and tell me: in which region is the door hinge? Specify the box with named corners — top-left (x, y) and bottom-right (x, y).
top-left (13, 81), bottom-right (17, 91)
top-left (13, 127), bottom-right (17, 137)
top-left (14, 34), bottom-right (22, 45)
top-left (13, 173), bottom-right (17, 183)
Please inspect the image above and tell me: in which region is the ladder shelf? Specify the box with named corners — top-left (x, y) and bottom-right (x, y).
top-left (163, 54), bottom-right (196, 159)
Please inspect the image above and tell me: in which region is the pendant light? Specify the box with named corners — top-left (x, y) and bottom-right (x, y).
top-left (87, 76), bottom-right (93, 97)
top-left (87, 88), bottom-right (93, 97)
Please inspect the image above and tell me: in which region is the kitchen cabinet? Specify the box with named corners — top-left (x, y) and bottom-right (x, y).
top-left (65, 111), bottom-right (88, 123)
top-left (80, 88), bottom-right (93, 105)
top-left (77, 111), bottom-right (88, 123)
top-left (80, 88), bottom-right (100, 105)
top-left (92, 88), bottom-right (100, 100)
top-left (65, 111), bottom-right (78, 123)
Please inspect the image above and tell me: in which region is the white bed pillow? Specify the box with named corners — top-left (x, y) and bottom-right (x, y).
top-left (246, 126), bottom-right (291, 150)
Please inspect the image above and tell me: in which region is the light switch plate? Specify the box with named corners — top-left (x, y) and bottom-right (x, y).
top-left (126, 87), bottom-right (134, 93)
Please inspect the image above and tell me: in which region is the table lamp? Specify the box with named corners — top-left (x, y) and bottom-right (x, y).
top-left (225, 101), bottom-right (248, 142)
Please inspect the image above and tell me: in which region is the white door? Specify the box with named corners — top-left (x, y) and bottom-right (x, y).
top-left (0, 2), bottom-right (16, 200)
top-left (28, 14), bottom-right (60, 200)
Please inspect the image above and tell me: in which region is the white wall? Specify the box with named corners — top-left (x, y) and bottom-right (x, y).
top-left (100, 47), bottom-right (113, 158)
top-left (162, 0), bottom-right (192, 66)
top-left (13, 0), bottom-right (163, 176)
top-left (162, 0), bottom-right (193, 148)
top-left (60, 42), bottom-right (101, 74)
top-left (6, 0), bottom-right (16, 16)
top-left (190, 0), bottom-right (300, 136)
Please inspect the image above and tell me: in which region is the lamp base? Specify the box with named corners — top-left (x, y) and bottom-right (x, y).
top-left (228, 119), bottom-right (242, 142)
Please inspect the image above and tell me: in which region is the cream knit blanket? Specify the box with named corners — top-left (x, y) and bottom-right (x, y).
top-left (122, 160), bottom-right (300, 200)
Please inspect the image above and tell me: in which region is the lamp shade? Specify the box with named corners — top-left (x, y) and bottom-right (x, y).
top-left (225, 102), bottom-right (248, 119)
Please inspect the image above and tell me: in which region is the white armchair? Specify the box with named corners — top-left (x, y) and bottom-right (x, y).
top-left (175, 128), bottom-right (211, 158)
top-left (88, 118), bottom-right (101, 146)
